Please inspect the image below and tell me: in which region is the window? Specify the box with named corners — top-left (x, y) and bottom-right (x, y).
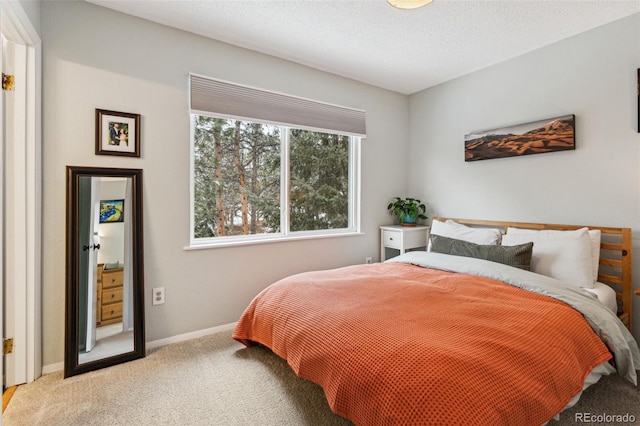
top-left (189, 75), bottom-right (365, 246)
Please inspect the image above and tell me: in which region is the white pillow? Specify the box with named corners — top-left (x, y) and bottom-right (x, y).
top-left (507, 227), bottom-right (601, 284)
top-left (502, 227), bottom-right (594, 288)
top-left (429, 219), bottom-right (502, 251)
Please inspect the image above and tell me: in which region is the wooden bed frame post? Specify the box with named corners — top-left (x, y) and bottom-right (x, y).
top-left (620, 228), bottom-right (632, 330)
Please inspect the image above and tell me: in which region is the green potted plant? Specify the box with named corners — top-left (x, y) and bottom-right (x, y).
top-left (387, 197), bottom-right (427, 226)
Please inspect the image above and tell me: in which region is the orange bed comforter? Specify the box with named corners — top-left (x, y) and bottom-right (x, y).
top-left (233, 262), bottom-right (611, 425)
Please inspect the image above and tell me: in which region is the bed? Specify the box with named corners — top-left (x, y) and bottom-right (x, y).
top-left (233, 218), bottom-right (640, 425)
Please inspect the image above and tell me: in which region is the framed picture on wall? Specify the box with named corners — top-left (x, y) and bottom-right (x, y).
top-left (464, 114), bottom-right (575, 162)
top-left (99, 199), bottom-right (125, 224)
top-left (95, 109), bottom-right (141, 157)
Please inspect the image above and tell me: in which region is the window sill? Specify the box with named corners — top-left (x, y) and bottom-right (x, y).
top-left (184, 231), bottom-right (365, 251)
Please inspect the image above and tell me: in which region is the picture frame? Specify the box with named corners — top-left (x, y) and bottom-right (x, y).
top-left (99, 199), bottom-right (125, 224)
top-left (95, 109), bottom-right (141, 157)
top-left (464, 114), bottom-right (575, 162)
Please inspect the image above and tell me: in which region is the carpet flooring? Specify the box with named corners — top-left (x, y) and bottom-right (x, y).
top-left (3, 329), bottom-right (638, 425)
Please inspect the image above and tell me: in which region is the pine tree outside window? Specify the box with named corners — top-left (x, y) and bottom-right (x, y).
top-left (189, 74), bottom-right (365, 247)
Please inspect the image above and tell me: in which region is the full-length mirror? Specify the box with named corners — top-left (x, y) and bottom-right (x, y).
top-left (65, 166), bottom-right (145, 378)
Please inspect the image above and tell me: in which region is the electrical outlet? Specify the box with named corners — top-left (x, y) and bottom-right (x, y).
top-left (365, 257), bottom-right (372, 264)
top-left (152, 287), bottom-right (165, 305)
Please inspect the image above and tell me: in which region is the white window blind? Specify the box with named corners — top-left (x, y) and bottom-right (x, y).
top-left (189, 74), bottom-right (366, 137)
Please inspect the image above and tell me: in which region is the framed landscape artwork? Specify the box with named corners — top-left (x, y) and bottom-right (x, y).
top-left (95, 109), bottom-right (141, 157)
top-left (99, 199), bottom-right (124, 224)
top-left (464, 114), bottom-right (575, 162)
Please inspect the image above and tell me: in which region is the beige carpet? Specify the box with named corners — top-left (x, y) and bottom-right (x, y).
top-left (3, 330), bottom-right (639, 425)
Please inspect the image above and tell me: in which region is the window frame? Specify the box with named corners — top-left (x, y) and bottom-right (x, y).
top-left (188, 114), bottom-right (362, 249)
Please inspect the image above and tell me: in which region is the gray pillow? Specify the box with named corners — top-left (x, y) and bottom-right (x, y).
top-left (430, 234), bottom-right (533, 271)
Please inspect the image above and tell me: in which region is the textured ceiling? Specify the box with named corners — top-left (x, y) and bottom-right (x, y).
top-left (86, 0), bottom-right (640, 94)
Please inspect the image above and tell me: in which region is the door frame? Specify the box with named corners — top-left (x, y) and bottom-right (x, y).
top-left (1, 0), bottom-right (42, 386)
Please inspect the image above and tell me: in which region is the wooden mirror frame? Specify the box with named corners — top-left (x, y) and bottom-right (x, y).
top-left (64, 166), bottom-right (145, 378)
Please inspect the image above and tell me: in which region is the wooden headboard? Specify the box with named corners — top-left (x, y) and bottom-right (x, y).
top-left (433, 218), bottom-right (633, 331)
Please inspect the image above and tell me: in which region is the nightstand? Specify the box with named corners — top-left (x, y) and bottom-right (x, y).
top-left (380, 225), bottom-right (430, 261)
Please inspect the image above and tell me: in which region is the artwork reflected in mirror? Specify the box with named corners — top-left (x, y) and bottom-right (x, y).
top-left (65, 167), bottom-right (145, 378)
top-left (99, 199), bottom-right (124, 223)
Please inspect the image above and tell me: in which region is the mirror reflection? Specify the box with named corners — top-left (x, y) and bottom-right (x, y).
top-left (77, 176), bottom-right (134, 364)
top-left (65, 166), bottom-right (145, 378)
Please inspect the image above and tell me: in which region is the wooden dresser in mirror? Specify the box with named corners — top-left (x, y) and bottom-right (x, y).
top-left (96, 264), bottom-right (124, 326)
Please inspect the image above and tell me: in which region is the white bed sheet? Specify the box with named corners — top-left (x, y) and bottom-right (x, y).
top-left (584, 282), bottom-right (617, 313)
top-left (547, 360), bottom-right (616, 424)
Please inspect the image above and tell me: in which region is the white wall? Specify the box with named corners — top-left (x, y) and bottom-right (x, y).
top-left (41, 1), bottom-right (408, 367)
top-left (409, 13), bottom-right (640, 340)
top-left (18, 0), bottom-right (41, 36)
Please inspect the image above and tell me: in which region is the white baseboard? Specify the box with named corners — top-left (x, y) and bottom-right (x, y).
top-left (40, 322), bottom-right (238, 375)
top-left (42, 362), bottom-right (64, 375)
top-left (146, 322), bottom-right (237, 351)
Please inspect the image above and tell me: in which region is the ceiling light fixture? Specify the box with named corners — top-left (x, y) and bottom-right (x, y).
top-left (387, 0), bottom-right (433, 10)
